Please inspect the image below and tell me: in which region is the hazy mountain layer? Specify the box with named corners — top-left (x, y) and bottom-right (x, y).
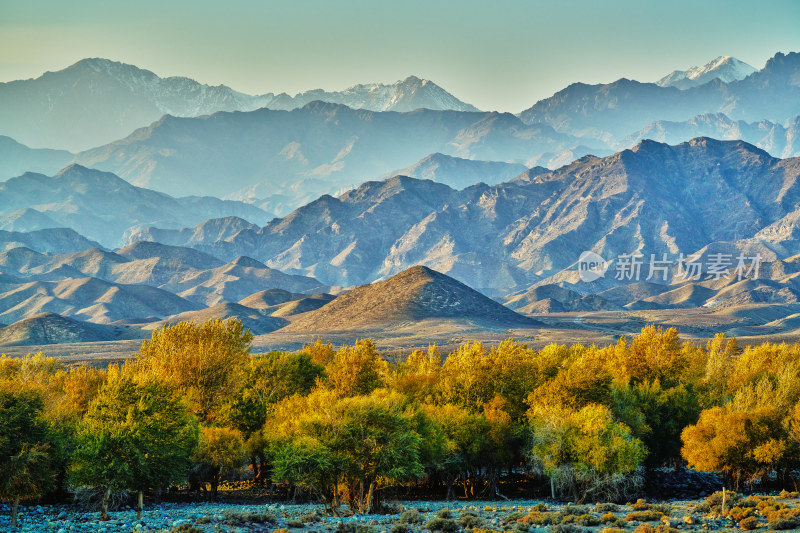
top-left (622, 113), bottom-right (800, 158)
top-left (519, 52), bottom-right (800, 145)
top-left (73, 102), bottom-right (585, 200)
top-left (0, 58), bottom-right (479, 151)
top-left (0, 165), bottom-right (271, 247)
top-left (0, 136), bottom-right (73, 181)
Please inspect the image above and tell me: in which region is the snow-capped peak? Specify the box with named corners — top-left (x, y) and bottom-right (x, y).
top-left (656, 56), bottom-right (756, 89)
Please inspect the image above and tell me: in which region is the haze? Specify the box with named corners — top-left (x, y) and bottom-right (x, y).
top-left (1, 0), bottom-right (798, 112)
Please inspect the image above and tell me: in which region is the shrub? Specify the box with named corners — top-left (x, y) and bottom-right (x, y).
top-left (739, 516), bottom-right (759, 531)
top-left (595, 503), bottom-right (618, 513)
top-left (626, 510), bottom-right (664, 522)
top-left (287, 520), bottom-right (305, 528)
top-left (779, 489), bottom-right (799, 499)
top-left (521, 512), bottom-right (560, 526)
top-left (600, 512), bottom-right (618, 524)
top-left (427, 518), bottom-right (459, 533)
top-left (548, 525), bottom-right (586, 533)
top-left (300, 512), bottom-right (321, 523)
top-left (764, 506), bottom-right (798, 523)
top-left (573, 514), bottom-right (600, 527)
top-left (336, 524), bottom-right (375, 533)
top-left (695, 490), bottom-right (743, 514)
top-left (392, 523), bottom-right (412, 533)
top-left (458, 513), bottom-right (484, 529)
top-left (600, 529), bottom-right (626, 533)
top-left (632, 525), bottom-right (679, 533)
top-left (223, 510), bottom-right (278, 525)
top-left (728, 506), bottom-right (755, 521)
top-left (503, 511), bottom-right (525, 523)
top-left (169, 526), bottom-right (202, 533)
top-left (769, 518), bottom-right (799, 530)
top-left (531, 503), bottom-right (548, 512)
top-left (563, 504), bottom-right (590, 515)
top-left (437, 509), bottom-right (453, 519)
top-left (630, 499), bottom-right (650, 511)
top-left (400, 510), bottom-right (424, 524)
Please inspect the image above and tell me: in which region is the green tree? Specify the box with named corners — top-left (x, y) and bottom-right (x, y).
top-left (69, 372), bottom-right (199, 520)
top-left (271, 389), bottom-right (423, 514)
top-left (193, 426), bottom-right (247, 500)
top-left (221, 351), bottom-right (324, 435)
top-left (528, 403), bottom-right (646, 503)
top-left (0, 390), bottom-right (55, 527)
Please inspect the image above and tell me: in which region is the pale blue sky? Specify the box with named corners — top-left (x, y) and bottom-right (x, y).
top-left (1, 0), bottom-right (798, 111)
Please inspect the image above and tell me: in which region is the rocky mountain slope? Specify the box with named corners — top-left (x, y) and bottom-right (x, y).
top-left (125, 138), bottom-right (800, 298)
top-left (0, 275), bottom-right (200, 324)
top-left (0, 312), bottom-right (131, 346)
top-left (0, 228), bottom-right (102, 254)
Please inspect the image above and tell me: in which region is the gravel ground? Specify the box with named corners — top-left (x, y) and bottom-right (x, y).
top-left (2, 494), bottom-right (799, 533)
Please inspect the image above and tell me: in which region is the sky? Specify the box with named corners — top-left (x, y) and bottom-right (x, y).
top-left (1, 0), bottom-right (799, 112)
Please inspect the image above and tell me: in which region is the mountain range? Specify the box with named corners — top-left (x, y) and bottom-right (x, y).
top-left (122, 138), bottom-right (800, 297)
top-left (0, 58), bottom-right (479, 151)
top-left (656, 56), bottom-right (757, 89)
top-left (0, 164), bottom-right (271, 246)
top-left (520, 52), bottom-right (800, 146)
top-left (5, 52), bottom-right (800, 348)
top-left (72, 102), bottom-right (585, 200)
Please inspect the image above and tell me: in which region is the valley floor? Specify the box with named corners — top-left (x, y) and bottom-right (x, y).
top-left (8, 303), bottom-right (800, 362)
top-left (5, 492), bottom-right (799, 533)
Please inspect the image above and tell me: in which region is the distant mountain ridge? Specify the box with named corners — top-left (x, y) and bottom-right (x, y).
top-left (73, 102), bottom-right (585, 200)
top-left (656, 56), bottom-right (757, 89)
top-left (0, 58), bottom-right (480, 151)
top-left (265, 75), bottom-right (480, 113)
top-left (0, 136), bottom-right (73, 181)
top-left (519, 51), bottom-right (800, 145)
top-left (0, 164), bottom-right (271, 247)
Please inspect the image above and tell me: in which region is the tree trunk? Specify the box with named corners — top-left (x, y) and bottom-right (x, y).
top-left (366, 481), bottom-right (377, 514)
top-left (11, 496), bottom-right (19, 528)
top-left (211, 470), bottom-right (221, 501)
top-left (358, 475), bottom-right (365, 514)
top-left (136, 490), bottom-right (143, 520)
top-left (100, 487), bottom-right (111, 521)
top-left (331, 478), bottom-right (340, 516)
top-left (550, 477), bottom-right (556, 500)
top-left (445, 473), bottom-right (456, 500)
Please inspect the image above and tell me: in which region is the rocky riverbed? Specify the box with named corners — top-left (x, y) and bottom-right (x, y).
top-left (3, 491), bottom-right (800, 533)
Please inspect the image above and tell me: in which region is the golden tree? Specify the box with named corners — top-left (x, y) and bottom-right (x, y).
top-left (135, 319), bottom-right (253, 421)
